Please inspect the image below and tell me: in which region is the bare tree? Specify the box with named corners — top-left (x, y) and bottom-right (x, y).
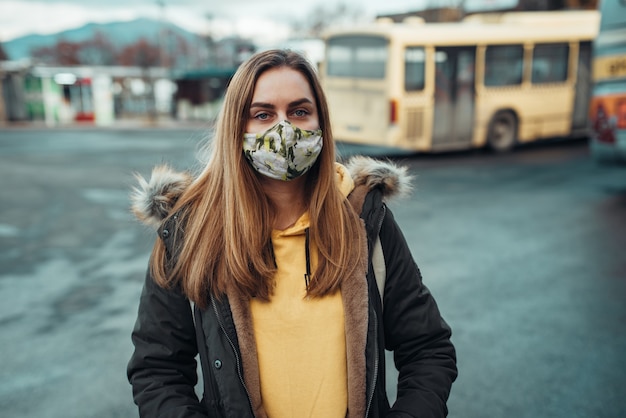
top-left (32, 39), bottom-right (82, 65)
top-left (117, 38), bottom-right (161, 68)
top-left (76, 32), bottom-right (117, 65)
top-left (294, 2), bottom-right (365, 37)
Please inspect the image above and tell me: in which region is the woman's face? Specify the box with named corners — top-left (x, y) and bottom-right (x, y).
top-left (246, 67), bottom-right (320, 134)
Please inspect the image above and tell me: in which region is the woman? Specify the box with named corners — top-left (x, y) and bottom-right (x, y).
top-left (127, 49), bottom-right (457, 418)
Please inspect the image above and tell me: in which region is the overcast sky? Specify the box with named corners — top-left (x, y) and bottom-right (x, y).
top-left (0, 0), bottom-right (436, 42)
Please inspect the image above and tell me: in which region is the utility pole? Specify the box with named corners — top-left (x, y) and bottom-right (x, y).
top-left (156, 0), bottom-right (166, 68)
top-left (205, 13), bottom-right (215, 68)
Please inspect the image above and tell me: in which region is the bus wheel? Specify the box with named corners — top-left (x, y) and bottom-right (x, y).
top-left (487, 111), bottom-right (517, 153)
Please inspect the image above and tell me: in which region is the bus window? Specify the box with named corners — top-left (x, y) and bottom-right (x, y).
top-left (405, 47), bottom-right (426, 91)
top-left (327, 44), bottom-right (351, 77)
top-left (327, 36), bottom-right (388, 79)
top-left (484, 45), bottom-right (523, 86)
top-left (532, 43), bottom-right (569, 84)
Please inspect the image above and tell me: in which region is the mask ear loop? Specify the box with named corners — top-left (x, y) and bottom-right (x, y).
top-left (304, 228), bottom-right (311, 290)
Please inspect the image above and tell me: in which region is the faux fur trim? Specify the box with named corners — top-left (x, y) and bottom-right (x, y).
top-left (130, 157), bottom-right (412, 229)
top-left (130, 165), bottom-right (193, 229)
top-left (226, 285), bottom-right (267, 418)
top-left (345, 156), bottom-right (413, 201)
top-left (341, 220), bottom-right (370, 418)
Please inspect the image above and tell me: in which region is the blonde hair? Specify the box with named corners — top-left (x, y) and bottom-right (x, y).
top-left (150, 49), bottom-right (365, 307)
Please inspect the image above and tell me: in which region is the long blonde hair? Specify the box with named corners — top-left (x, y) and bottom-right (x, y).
top-left (150, 49), bottom-right (365, 307)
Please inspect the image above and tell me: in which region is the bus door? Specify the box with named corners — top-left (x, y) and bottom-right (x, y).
top-left (432, 47), bottom-right (476, 149)
top-left (571, 41), bottom-right (592, 135)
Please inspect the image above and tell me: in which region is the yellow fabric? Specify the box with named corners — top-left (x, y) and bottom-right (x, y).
top-left (334, 162), bottom-right (355, 199)
top-left (249, 163), bottom-right (354, 418)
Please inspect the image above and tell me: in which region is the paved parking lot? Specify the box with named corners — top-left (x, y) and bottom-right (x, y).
top-left (1, 128), bottom-right (625, 417)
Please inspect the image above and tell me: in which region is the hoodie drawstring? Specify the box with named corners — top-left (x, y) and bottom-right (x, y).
top-left (304, 228), bottom-right (311, 290)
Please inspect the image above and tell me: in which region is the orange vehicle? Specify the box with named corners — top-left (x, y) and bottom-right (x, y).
top-left (589, 0), bottom-right (626, 162)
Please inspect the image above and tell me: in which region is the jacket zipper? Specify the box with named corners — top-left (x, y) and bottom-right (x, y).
top-left (210, 294), bottom-right (254, 415)
top-left (375, 205), bottom-right (386, 245)
top-left (365, 308), bottom-right (379, 418)
top-left (365, 204), bottom-right (386, 417)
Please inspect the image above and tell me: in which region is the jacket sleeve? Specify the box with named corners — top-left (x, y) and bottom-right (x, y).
top-left (127, 268), bottom-right (208, 417)
top-left (380, 208), bottom-right (458, 418)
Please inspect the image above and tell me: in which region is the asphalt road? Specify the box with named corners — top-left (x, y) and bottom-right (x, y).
top-left (0, 127), bottom-right (624, 418)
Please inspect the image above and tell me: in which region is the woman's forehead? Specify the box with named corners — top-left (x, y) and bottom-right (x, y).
top-left (252, 67), bottom-right (315, 103)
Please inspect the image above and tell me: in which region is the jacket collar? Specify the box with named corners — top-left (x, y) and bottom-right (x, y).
top-left (131, 156), bottom-right (413, 229)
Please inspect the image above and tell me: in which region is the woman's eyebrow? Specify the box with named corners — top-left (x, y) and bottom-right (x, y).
top-left (249, 98), bottom-right (314, 113)
top-left (249, 102), bottom-right (275, 110)
top-left (288, 98), bottom-right (314, 108)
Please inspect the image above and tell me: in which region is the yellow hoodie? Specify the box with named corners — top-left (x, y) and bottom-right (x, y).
top-left (250, 163), bottom-right (355, 418)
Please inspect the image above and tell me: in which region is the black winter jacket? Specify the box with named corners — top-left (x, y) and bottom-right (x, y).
top-left (127, 156), bottom-right (457, 417)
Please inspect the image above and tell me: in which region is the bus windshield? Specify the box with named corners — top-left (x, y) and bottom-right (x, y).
top-left (326, 36), bottom-right (388, 79)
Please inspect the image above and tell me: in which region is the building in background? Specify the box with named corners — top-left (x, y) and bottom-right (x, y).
top-left (0, 34), bottom-right (256, 126)
top-left (0, 63), bottom-right (177, 126)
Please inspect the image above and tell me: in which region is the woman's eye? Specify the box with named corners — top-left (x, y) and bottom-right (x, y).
top-left (255, 112), bottom-right (269, 120)
top-left (293, 109), bottom-right (308, 117)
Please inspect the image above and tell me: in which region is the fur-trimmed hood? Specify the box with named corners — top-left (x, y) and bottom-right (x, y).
top-left (131, 156), bottom-right (413, 229)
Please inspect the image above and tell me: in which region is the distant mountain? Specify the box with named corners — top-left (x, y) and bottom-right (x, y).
top-left (2, 18), bottom-right (201, 61)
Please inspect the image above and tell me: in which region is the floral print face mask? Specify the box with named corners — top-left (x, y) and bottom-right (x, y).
top-left (243, 120), bottom-right (323, 181)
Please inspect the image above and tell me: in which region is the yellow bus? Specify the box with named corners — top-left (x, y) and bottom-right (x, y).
top-left (589, 0), bottom-right (626, 162)
top-left (321, 10), bottom-right (600, 152)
